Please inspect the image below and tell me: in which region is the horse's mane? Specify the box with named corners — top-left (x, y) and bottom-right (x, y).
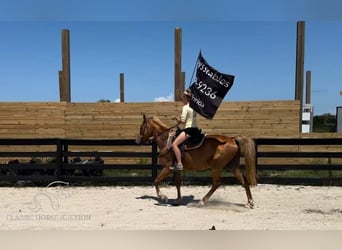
top-left (151, 116), bottom-right (168, 129)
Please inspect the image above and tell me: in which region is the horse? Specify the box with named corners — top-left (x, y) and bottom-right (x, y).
top-left (135, 114), bottom-right (257, 208)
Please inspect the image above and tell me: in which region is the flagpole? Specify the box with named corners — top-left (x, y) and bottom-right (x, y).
top-left (188, 50), bottom-right (202, 88)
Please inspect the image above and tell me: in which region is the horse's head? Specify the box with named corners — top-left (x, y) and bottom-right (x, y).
top-left (136, 114), bottom-right (154, 145)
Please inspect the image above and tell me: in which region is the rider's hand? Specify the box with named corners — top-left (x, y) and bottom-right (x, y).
top-left (171, 117), bottom-right (179, 123)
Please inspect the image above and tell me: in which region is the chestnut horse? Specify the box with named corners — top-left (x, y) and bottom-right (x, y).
top-left (136, 114), bottom-right (257, 208)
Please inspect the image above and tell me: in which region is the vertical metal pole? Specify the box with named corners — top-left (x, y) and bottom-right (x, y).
top-left (120, 73), bottom-right (125, 103)
top-left (295, 21), bottom-right (305, 101)
top-left (174, 27), bottom-right (182, 101)
top-left (61, 29), bottom-right (71, 102)
top-left (181, 71), bottom-right (186, 93)
top-left (305, 70), bottom-right (311, 104)
top-left (295, 21), bottom-right (305, 132)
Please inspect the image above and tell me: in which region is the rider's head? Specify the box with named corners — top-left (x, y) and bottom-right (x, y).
top-left (183, 89), bottom-right (191, 98)
top-left (182, 89), bottom-right (191, 104)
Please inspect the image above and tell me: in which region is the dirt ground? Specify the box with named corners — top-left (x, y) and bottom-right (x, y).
top-left (1, 184), bottom-right (342, 230)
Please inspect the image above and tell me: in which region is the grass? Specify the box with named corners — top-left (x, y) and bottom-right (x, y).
top-left (103, 169), bottom-right (152, 177)
top-left (258, 170), bottom-right (342, 178)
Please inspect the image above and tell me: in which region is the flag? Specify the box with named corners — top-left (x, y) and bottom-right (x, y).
top-left (189, 51), bottom-right (235, 119)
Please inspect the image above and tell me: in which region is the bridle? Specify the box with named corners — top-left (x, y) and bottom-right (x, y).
top-left (138, 118), bottom-right (179, 144)
top-left (139, 120), bottom-right (152, 143)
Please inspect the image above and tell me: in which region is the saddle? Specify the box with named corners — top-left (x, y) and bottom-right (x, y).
top-left (184, 131), bottom-right (206, 150)
top-left (167, 128), bottom-right (206, 159)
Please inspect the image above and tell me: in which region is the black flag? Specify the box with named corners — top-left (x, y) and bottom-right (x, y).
top-left (189, 52), bottom-right (235, 119)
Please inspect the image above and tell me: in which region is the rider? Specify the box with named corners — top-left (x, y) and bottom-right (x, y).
top-left (171, 88), bottom-right (199, 171)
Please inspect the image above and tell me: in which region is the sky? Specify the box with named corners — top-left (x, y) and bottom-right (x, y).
top-left (0, 1), bottom-right (342, 115)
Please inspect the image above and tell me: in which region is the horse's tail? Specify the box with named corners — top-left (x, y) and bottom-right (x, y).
top-left (235, 136), bottom-right (257, 186)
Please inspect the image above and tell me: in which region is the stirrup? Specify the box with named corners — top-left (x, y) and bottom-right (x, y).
top-left (176, 164), bottom-right (183, 171)
top-left (169, 162), bottom-right (183, 171)
top-left (169, 162), bottom-right (176, 170)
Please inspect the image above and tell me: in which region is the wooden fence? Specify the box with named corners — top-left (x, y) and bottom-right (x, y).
top-left (0, 138), bottom-right (341, 186)
top-left (0, 100), bottom-right (301, 164)
top-left (255, 137), bottom-right (342, 185)
top-left (0, 138), bottom-right (157, 185)
top-left (0, 100), bottom-right (300, 139)
top-left (1, 100), bottom-right (341, 186)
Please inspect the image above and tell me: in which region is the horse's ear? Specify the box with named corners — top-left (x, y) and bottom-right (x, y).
top-left (142, 113), bottom-right (146, 121)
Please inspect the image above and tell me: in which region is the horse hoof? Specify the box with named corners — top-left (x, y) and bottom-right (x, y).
top-left (198, 200), bottom-right (205, 206)
top-left (245, 202), bottom-right (254, 209)
top-left (160, 195), bottom-right (168, 203)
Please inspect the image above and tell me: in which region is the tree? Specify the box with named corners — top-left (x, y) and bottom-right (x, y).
top-left (313, 113), bottom-right (336, 132)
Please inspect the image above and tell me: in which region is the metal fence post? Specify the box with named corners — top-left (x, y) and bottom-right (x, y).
top-left (254, 139), bottom-right (258, 174)
top-left (56, 139), bottom-right (63, 177)
top-left (151, 142), bottom-right (158, 180)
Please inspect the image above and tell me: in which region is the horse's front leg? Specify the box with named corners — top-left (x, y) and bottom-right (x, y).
top-left (154, 166), bottom-right (172, 203)
top-left (154, 167), bottom-right (182, 205)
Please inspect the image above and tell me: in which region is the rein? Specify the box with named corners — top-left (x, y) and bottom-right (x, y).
top-left (155, 124), bottom-right (179, 136)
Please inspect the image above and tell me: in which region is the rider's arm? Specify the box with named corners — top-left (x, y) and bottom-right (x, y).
top-left (178, 105), bottom-right (188, 127)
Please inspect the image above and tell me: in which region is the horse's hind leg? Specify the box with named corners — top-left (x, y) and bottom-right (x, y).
top-left (232, 166), bottom-right (254, 208)
top-left (173, 171), bottom-right (182, 204)
top-left (200, 169), bottom-right (221, 206)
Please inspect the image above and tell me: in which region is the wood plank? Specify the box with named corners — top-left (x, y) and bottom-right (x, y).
top-left (0, 100), bottom-right (300, 139)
